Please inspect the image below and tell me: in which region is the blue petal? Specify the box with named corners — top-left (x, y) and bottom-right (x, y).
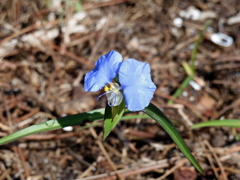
top-left (119, 58), bottom-right (156, 111)
top-left (84, 50), bottom-right (122, 92)
top-left (122, 85), bottom-right (155, 111)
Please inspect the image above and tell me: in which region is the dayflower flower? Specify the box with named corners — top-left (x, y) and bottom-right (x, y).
top-left (84, 50), bottom-right (156, 111)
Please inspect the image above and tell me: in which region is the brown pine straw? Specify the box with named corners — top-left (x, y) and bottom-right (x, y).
top-left (89, 127), bottom-right (122, 179)
top-left (77, 159), bottom-right (169, 180)
top-left (204, 140), bottom-right (228, 180)
top-left (156, 158), bottom-right (189, 180)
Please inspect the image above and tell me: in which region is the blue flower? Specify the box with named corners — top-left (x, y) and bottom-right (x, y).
top-left (84, 50), bottom-right (156, 111)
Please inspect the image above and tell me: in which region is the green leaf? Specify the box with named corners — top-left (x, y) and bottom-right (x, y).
top-left (167, 76), bottom-right (193, 104)
top-left (190, 20), bottom-right (211, 72)
top-left (75, 1), bottom-right (83, 12)
top-left (0, 108), bottom-right (105, 145)
top-left (103, 100), bottom-right (126, 140)
top-left (182, 61), bottom-right (194, 77)
top-left (142, 103), bottom-right (203, 174)
top-left (167, 20), bottom-right (211, 105)
top-left (191, 119), bottom-right (240, 129)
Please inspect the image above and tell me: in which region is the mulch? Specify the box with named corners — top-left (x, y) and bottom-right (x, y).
top-left (1, 0), bottom-right (240, 179)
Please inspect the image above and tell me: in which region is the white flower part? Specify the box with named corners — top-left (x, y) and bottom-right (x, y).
top-left (106, 83), bottom-right (123, 106)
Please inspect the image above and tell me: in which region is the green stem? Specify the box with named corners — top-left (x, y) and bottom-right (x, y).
top-left (142, 103), bottom-right (203, 174)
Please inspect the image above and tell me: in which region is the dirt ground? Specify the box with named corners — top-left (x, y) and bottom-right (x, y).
top-left (1, 0), bottom-right (240, 179)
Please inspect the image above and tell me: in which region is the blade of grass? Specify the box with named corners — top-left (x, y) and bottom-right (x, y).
top-left (77, 114), bottom-right (181, 131)
top-left (77, 114), bottom-right (151, 131)
top-left (0, 108), bottom-right (105, 145)
top-left (0, 108), bottom-right (150, 145)
top-left (190, 20), bottom-right (211, 72)
top-left (168, 76), bottom-right (193, 104)
top-left (142, 103), bottom-right (203, 174)
top-left (75, 1), bottom-right (83, 12)
top-left (168, 20), bottom-right (211, 104)
top-left (191, 119), bottom-right (240, 129)
top-left (182, 61), bottom-right (194, 77)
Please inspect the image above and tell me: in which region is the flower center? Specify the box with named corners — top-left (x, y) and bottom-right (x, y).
top-left (98, 83), bottom-right (123, 106)
top-left (104, 83), bottom-right (114, 92)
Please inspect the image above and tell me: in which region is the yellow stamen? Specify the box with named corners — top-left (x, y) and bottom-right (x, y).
top-left (104, 83), bottom-right (114, 92)
top-left (104, 86), bottom-right (109, 92)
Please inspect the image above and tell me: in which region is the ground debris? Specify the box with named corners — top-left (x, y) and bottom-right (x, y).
top-left (1, 0), bottom-right (240, 179)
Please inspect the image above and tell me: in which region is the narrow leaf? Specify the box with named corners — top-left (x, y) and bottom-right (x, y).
top-left (168, 76), bottom-right (193, 104)
top-left (142, 103), bottom-right (203, 174)
top-left (168, 20), bottom-right (211, 105)
top-left (0, 109), bottom-right (105, 145)
top-left (182, 61), bottom-right (194, 77)
top-left (75, 1), bottom-right (83, 12)
top-left (191, 119), bottom-right (240, 129)
top-left (103, 100), bottom-right (126, 140)
top-left (190, 20), bottom-right (211, 72)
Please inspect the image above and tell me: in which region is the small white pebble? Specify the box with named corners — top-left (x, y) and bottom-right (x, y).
top-left (48, 12), bottom-right (56, 21)
top-left (12, 87), bottom-right (19, 92)
top-left (188, 43), bottom-right (195, 50)
top-left (182, 91), bottom-right (188, 97)
top-left (173, 17), bottom-right (183, 28)
top-left (198, 11), bottom-right (217, 21)
top-left (189, 80), bottom-right (201, 91)
top-left (186, 8), bottom-right (201, 20)
top-left (207, 27), bottom-right (214, 33)
top-left (96, 17), bottom-right (107, 30)
top-left (44, 159), bottom-right (49, 164)
top-left (227, 13), bottom-right (240, 25)
top-left (63, 126), bottom-right (73, 132)
top-left (180, 6), bottom-right (201, 20)
top-left (51, 0), bottom-right (61, 7)
top-left (190, 27), bottom-right (196, 33)
top-left (73, 170), bottom-right (78, 174)
top-left (229, 135), bottom-right (234, 140)
top-left (220, 155), bottom-right (231, 161)
top-left (210, 33), bottom-right (233, 47)
top-left (61, 114), bottom-right (67, 117)
top-left (73, 12), bottom-right (87, 21)
top-left (189, 96), bottom-right (195, 101)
